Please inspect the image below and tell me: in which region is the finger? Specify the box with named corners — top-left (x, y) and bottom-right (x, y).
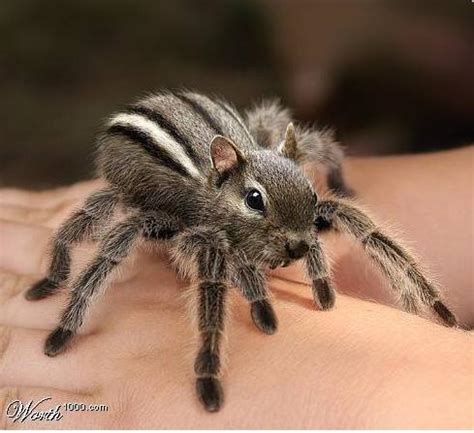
top-left (0, 270), bottom-right (28, 302)
top-left (0, 202), bottom-right (78, 229)
top-left (1, 387), bottom-right (113, 429)
top-left (0, 271), bottom-right (67, 330)
top-left (0, 204), bottom-right (55, 226)
top-left (0, 325), bottom-right (101, 392)
top-left (0, 253), bottom-right (155, 331)
top-left (0, 179), bottom-right (103, 209)
top-left (0, 220), bottom-right (51, 275)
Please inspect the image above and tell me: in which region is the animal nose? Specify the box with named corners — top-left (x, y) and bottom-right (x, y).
top-left (286, 240), bottom-right (309, 259)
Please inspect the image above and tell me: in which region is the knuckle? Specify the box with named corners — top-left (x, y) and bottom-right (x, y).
top-left (0, 386), bottom-right (19, 429)
top-left (0, 326), bottom-right (12, 367)
top-left (105, 384), bottom-right (138, 429)
top-left (38, 247), bottom-right (51, 275)
top-left (47, 203), bottom-right (72, 227)
top-left (0, 272), bottom-right (26, 305)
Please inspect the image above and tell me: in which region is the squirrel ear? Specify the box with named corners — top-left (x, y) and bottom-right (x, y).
top-left (210, 135), bottom-right (245, 174)
top-left (279, 122), bottom-right (298, 160)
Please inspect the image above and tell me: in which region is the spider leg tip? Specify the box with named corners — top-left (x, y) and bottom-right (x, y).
top-left (196, 377), bottom-right (224, 412)
top-left (251, 300), bottom-right (278, 335)
top-left (433, 301), bottom-right (458, 328)
top-left (25, 278), bottom-right (58, 301)
top-left (44, 327), bottom-right (73, 357)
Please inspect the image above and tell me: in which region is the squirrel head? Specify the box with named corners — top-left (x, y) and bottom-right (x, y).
top-left (209, 124), bottom-right (317, 268)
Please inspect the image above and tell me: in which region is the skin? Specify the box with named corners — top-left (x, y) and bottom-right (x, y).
top-left (0, 147), bottom-right (472, 429)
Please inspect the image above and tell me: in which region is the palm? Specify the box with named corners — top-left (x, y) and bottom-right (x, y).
top-left (1, 152), bottom-right (471, 428)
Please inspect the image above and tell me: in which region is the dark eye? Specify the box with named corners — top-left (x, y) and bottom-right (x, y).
top-left (245, 189), bottom-right (265, 213)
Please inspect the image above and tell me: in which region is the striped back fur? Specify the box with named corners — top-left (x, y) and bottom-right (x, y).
top-left (97, 90), bottom-right (262, 224)
top-left (100, 90), bottom-right (257, 180)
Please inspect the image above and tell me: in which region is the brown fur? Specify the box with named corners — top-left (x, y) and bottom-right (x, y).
top-left (25, 90), bottom-right (457, 413)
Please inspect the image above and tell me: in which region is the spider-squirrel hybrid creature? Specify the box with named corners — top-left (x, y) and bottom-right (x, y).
top-left (25, 90), bottom-right (457, 412)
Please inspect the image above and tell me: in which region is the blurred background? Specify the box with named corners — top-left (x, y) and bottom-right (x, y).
top-left (1, 0), bottom-right (473, 188)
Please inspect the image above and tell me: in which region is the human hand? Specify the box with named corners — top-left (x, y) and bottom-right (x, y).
top-left (1, 150), bottom-right (472, 428)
